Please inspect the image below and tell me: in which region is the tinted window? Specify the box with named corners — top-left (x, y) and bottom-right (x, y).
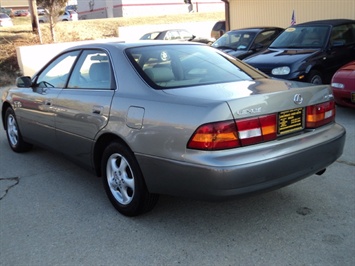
top-left (126, 44), bottom-right (266, 89)
top-left (331, 23), bottom-right (355, 45)
top-left (254, 30), bottom-right (282, 47)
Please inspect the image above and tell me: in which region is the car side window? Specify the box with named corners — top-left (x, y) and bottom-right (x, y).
top-left (254, 30), bottom-right (281, 47)
top-left (331, 23), bottom-right (355, 46)
top-left (67, 49), bottom-right (113, 90)
top-left (36, 51), bottom-right (80, 88)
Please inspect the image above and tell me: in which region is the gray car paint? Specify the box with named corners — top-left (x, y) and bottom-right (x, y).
top-left (1, 41), bottom-right (346, 200)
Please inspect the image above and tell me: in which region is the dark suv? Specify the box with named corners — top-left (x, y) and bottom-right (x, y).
top-left (244, 19), bottom-right (355, 84)
top-left (211, 20), bottom-right (226, 40)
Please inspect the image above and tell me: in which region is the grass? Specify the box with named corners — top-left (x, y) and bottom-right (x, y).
top-left (0, 12), bottom-right (224, 86)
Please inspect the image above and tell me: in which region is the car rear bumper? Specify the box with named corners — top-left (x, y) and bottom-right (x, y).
top-left (137, 123), bottom-right (346, 200)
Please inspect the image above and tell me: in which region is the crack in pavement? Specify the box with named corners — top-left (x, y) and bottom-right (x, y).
top-left (336, 159), bottom-right (355, 167)
top-left (0, 177), bottom-right (20, 200)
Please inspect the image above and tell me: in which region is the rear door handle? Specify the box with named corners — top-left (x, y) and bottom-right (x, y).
top-left (92, 105), bottom-right (103, 114)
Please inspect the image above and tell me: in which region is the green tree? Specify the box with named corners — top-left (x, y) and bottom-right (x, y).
top-left (37, 0), bottom-right (68, 42)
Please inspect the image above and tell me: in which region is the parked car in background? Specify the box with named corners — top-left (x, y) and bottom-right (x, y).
top-left (211, 20), bottom-right (226, 40)
top-left (14, 10), bottom-right (29, 17)
top-left (1, 42), bottom-right (345, 216)
top-left (0, 7), bottom-right (12, 16)
top-left (0, 13), bottom-right (13, 27)
top-left (211, 27), bottom-right (284, 60)
top-left (331, 61), bottom-right (355, 108)
top-left (61, 10), bottom-right (78, 21)
top-left (37, 7), bottom-right (45, 15)
top-left (140, 29), bottom-right (213, 44)
top-left (244, 19), bottom-right (355, 84)
top-left (39, 10), bottom-right (78, 23)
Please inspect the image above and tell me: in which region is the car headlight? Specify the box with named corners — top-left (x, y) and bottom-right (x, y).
top-left (331, 82), bottom-right (344, 89)
top-left (272, 66), bottom-right (290, 75)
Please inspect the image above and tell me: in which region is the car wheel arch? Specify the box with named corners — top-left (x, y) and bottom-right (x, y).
top-left (1, 102), bottom-right (12, 129)
top-left (305, 64), bottom-right (324, 84)
top-left (93, 133), bottom-right (132, 177)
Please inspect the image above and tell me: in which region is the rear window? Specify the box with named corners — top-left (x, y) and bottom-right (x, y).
top-left (125, 44), bottom-right (266, 89)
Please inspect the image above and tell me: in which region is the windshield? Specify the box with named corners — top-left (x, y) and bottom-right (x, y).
top-left (140, 32), bottom-right (160, 40)
top-left (270, 25), bottom-right (330, 49)
top-left (126, 44), bottom-right (266, 89)
top-left (212, 31), bottom-right (256, 50)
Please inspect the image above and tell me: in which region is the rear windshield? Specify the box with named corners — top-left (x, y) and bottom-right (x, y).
top-left (270, 25), bottom-right (330, 48)
top-left (125, 44), bottom-right (267, 89)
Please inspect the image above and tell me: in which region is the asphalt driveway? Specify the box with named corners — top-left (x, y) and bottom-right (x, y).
top-left (0, 85), bottom-right (354, 265)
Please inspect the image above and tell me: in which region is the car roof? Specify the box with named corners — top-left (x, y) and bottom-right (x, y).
top-left (63, 41), bottom-right (204, 52)
top-left (229, 27), bottom-right (283, 33)
top-left (295, 19), bottom-right (355, 27)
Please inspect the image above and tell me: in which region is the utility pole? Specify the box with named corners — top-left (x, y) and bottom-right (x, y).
top-left (28, 0), bottom-right (42, 43)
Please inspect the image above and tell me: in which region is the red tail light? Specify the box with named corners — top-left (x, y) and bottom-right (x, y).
top-left (187, 120), bottom-right (240, 150)
top-left (188, 114), bottom-right (277, 150)
top-left (306, 101), bottom-right (335, 128)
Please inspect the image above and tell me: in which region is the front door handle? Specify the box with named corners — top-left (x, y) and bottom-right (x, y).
top-left (92, 105), bottom-right (103, 114)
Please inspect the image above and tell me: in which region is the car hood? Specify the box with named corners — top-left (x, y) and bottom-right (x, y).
top-left (245, 48), bottom-right (320, 66)
top-left (333, 61), bottom-right (355, 81)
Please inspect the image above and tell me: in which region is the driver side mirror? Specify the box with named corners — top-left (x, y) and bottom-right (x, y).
top-left (16, 76), bottom-right (32, 88)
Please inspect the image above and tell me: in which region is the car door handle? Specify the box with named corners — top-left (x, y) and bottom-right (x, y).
top-left (44, 99), bottom-right (52, 105)
top-left (92, 105), bottom-right (103, 114)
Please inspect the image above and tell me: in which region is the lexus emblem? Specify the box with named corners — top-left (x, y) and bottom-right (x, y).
top-left (293, 94), bottom-right (303, 105)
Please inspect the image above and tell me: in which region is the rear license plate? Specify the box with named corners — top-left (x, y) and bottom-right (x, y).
top-left (351, 92), bottom-right (355, 103)
top-left (278, 107), bottom-right (304, 135)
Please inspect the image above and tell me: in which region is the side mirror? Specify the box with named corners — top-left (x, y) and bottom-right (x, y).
top-left (16, 76), bottom-right (32, 88)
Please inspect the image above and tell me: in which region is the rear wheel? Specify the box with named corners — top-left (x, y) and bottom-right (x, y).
top-left (307, 70), bottom-right (323, 84)
top-left (101, 142), bottom-right (159, 216)
top-left (5, 108), bottom-right (32, 153)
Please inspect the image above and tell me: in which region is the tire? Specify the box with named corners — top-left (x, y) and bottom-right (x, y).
top-left (101, 142), bottom-right (159, 216)
top-left (307, 70), bottom-right (323, 84)
top-left (4, 108), bottom-right (32, 153)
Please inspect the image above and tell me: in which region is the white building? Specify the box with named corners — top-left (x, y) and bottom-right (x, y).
top-left (77, 0), bottom-right (224, 20)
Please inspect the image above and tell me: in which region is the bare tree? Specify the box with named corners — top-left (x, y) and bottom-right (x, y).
top-left (37, 0), bottom-right (68, 42)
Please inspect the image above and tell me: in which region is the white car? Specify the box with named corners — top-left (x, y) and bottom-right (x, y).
top-left (0, 13), bottom-right (13, 27)
top-left (39, 10), bottom-right (78, 23)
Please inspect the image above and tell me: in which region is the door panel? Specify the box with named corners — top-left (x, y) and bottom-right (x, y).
top-left (16, 51), bottom-right (80, 147)
top-left (53, 50), bottom-right (115, 165)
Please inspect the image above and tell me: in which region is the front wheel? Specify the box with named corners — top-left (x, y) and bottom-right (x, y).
top-left (307, 70), bottom-right (323, 84)
top-left (5, 108), bottom-right (32, 152)
top-left (101, 142), bottom-right (159, 216)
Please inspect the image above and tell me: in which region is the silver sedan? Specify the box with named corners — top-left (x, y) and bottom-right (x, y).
top-left (1, 42), bottom-right (346, 216)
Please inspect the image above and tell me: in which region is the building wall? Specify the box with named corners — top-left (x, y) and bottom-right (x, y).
top-left (77, 0), bottom-right (224, 19)
top-left (228, 0), bottom-right (355, 30)
top-left (1, 0), bottom-right (28, 9)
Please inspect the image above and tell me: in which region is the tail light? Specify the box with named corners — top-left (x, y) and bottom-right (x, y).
top-left (188, 114), bottom-right (277, 150)
top-left (187, 121), bottom-right (240, 150)
top-left (306, 101), bottom-right (335, 128)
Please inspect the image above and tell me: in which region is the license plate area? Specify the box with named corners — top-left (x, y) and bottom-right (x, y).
top-left (278, 107), bottom-right (304, 135)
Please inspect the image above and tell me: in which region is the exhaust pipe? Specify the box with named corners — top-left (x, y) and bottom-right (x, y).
top-left (316, 169), bottom-right (326, 175)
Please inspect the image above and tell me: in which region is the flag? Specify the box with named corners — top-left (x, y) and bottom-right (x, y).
top-left (291, 10), bottom-right (296, 25)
